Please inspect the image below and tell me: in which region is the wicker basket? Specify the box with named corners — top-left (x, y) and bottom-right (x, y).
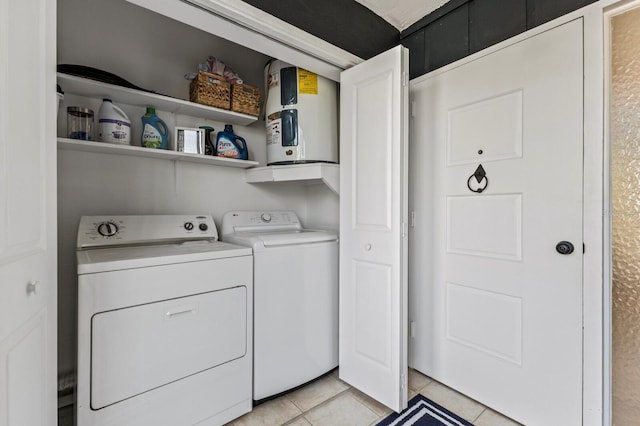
top-left (189, 71), bottom-right (230, 110)
top-left (231, 83), bottom-right (261, 117)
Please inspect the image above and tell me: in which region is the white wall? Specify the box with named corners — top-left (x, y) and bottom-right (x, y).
top-left (56, 0), bottom-right (339, 375)
top-left (304, 184), bottom-right (340, 231)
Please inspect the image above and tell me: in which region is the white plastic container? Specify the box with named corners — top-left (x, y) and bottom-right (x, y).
top-left (265, 60), bottom-right (338, 165)
top-left (98, 99), bottom-right (131, 145)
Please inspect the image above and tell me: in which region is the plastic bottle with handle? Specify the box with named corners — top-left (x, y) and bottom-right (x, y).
top-left (141, 107), bottom-right (169, 149)
top-left (215, 124), bottom-right (248, 159)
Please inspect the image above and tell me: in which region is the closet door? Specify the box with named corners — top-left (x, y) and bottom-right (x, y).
top-left (0, 0), bottom-right (57, 424)
top-left (410, 19), bottom-right (583, 425)
top-left (339, 45), bottom-right (409, 413)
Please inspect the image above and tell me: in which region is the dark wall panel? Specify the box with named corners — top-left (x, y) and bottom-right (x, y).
top-left (243, 0), bottom-right (597, 77)
top-left (402, 29), bottom-right (426, 80)
top-left (401, 0), bottom-right (597, 78)
top-left (469, 0), bottom-right (526, 53)
top-left (526, 0), bottom-right (596, 27)
top-left (425, 4), bottom-right (470, 71)
top-left (242, 0), bottom-right (399, 60)
top-left (403, 0), bottom-right (471, 37)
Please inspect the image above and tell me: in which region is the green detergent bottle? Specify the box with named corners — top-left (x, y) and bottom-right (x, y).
top-left (141, 107), bottom-right (169, 149)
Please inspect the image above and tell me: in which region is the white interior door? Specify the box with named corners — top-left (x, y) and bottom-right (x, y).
top-left (410, 19), bottom-right (583, 424)
top-left (339, 45), bottom-right (409, 413)
top-left (0, 0), bottom-right (57, 424)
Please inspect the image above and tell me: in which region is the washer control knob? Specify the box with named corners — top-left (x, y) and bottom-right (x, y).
top-left (97, 222), bottom-right (118, 237)
top-left (184, 222), bottom-right (194, 231)
top-left (261, 213), bottom-right (272, 223)
top-left (199, 223), bottom-right (208, 231)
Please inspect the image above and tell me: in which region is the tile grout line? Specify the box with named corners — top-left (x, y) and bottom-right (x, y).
top-left (297, 386), bottom-right (386, 426)
top-left (282, 386), bottom-right (353, 426)
top-left (284, 392), bottom-right (307, 415)
top-left (280, 372), bottom-right (348, 421)
top-left (415, 379), bottom-right (489, 425)
top-left (472, 407), bottom-right (487, 424)
top-left (368, 415), bottom-right (386, 426)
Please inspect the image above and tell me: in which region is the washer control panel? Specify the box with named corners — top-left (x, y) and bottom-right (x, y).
top-left (220, 211), bottom-right (301, 236)
top-left (77, 215), bottom-right (218, 249)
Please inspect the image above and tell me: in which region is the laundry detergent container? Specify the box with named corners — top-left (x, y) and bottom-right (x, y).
top-left (265, 60), bottom-right (338, 165)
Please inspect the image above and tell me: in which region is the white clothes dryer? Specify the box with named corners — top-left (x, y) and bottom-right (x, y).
top-left (76, 215), bottom-right (253, 426)
top-left (221, 211), bottom-right (338, 401)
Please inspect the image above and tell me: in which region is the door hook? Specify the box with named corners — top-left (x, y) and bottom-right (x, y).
top-left (467, 164), bottom-right (488, 193)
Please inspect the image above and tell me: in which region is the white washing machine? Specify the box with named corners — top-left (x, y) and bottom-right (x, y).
top-left (221, 211), bottom-right (338, 401)
top-left (76, 215), bottom-right (253, 426)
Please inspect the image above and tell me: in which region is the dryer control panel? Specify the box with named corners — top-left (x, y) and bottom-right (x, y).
top-left (77, 215), bottom-right (218, 249)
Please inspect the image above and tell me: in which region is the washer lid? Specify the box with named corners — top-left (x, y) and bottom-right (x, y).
top-left (258, 229), bottom-right (337, 246)
top-left (77, 241), bottom-right (251, 274)
top-left (228, 229), bottom-right (337, 248)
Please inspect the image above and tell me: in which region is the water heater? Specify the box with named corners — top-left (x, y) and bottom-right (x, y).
top-left (265, 60), bottom-right (338, 165)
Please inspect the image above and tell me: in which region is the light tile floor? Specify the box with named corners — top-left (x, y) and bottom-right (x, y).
top-left (226, 369), bottom-right (522, 426)
top-left (57, 368), bottom-right (522, 426)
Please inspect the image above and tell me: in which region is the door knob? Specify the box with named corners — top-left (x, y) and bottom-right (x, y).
top-left (364, 243), bottom-right (372, 251)
top-left (555, 241), bottom-right (574, 255)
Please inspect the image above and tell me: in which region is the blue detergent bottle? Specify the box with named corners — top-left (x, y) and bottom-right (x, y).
top-left (215, 124), bottom-right (248, 160)
top-left (141, 107), bottom-right (169, 149)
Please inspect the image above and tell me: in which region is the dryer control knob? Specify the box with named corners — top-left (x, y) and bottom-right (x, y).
top-left (184, 222), bottom-right (194, 231)
top-left (97, 222), bottom-right (118, 237)
top-left (199, 223), bottom-right (208, 231)
top-left (261, 213), bottom-right (272, 223)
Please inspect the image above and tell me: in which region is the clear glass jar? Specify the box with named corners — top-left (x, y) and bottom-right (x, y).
top-left (67, 106), bottom-right (94, 140)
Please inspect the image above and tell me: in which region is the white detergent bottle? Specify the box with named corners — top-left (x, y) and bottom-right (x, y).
top-left (98, 99), bottom-right (131, 145)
